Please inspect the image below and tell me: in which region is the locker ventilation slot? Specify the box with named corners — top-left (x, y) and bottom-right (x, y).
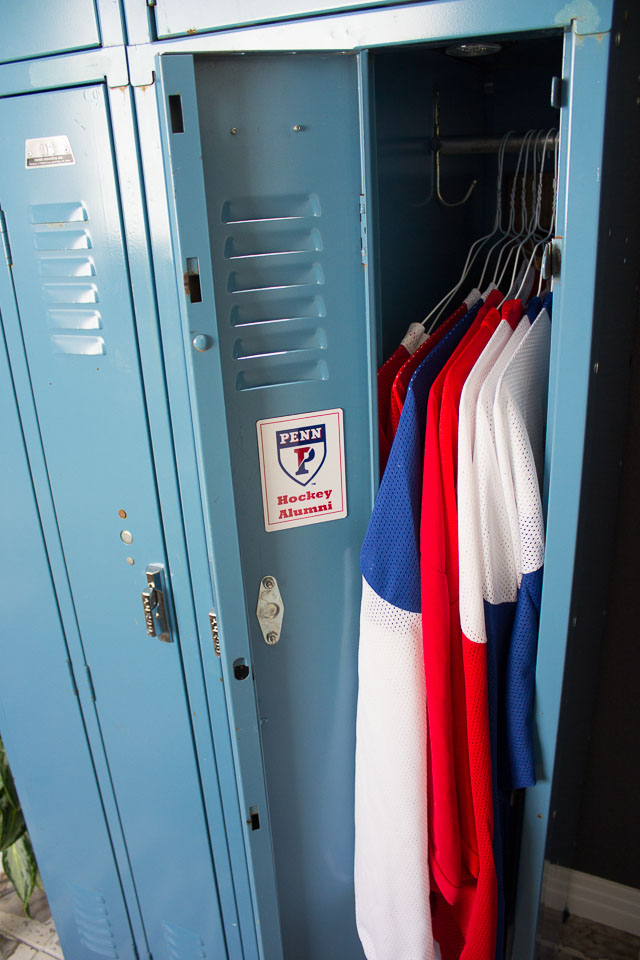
top-left (33, 229), bottom-right (92, 250)
top-left (236, 360), bottom-right (329, 391)
top-left (29, 202), bottom-right (88, 223)
top-left (70, 884), bottom-right (119, 958)
top-left (38, 257), bottom-right (95, 277)
top-left (47, 310), bottom-right (102, 330)
top-left (233, 328), bottom-right (327, 360)
top-left (30, 206), bottom-right (106, 355)
top-left (227, 262), bottom-right (324, 294)
top-left (163, 921), bottom-right (207, 959)
top-left (221, 193), bottom-right (329, 390)
top-left (224, 227), bottom-right (322, 259)
top-left (229, 295), bottom-right (325, 328)
top-left (50, 334), bottom-right (105, 356)
top-left (42, 283), bottom-right (98, 304)
top-left (222, 192), bottom-right (320, 224)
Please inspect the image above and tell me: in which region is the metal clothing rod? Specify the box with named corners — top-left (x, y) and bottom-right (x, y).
top-left (436, 133), bottom-right (559, 155)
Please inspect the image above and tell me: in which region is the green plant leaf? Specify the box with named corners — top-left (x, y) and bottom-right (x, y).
top-left (0, 737), bottom-right (20, 811)
top-left (0, 790), bottom-right (26, 852)
top-left (3, 834), bottom-right (37, 915)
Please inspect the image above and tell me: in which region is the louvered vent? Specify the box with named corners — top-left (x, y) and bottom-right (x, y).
top-left (70, 884), bottom-right (119, 958)
top-left (163, 920), bottom-right (207, 959)
top-left (221, 192), bottom-right (328, 390)
top-left (28, 203), bottom-right (104, 356)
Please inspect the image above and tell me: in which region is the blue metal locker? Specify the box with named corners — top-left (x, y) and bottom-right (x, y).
top-left (138, 0), bottom-right (419, 40)
top-left (0, 78), bottom-right (232, 960)
top-left (126, 2), bottom-right (638, 959)
top-left (0, 2), bottom-right (637, 960)
top-left (0, 314), bottom-right (137, 960)
top-left (0, 0), bottom-right (125, 65)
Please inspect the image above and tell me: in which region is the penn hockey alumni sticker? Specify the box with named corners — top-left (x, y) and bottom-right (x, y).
top-left (257, 409), bottom-right (347, 532)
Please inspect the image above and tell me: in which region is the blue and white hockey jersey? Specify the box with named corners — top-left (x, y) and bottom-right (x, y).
top-left (355, 299), bottom-right (482, 960)
top-left (493, 296), bottom-right (551, 788)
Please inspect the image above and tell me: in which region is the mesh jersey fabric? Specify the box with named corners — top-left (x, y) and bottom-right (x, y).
top-left (458, 316), bottom-right (515, 646)
top-left (492, 297), bottom-right (547, 593)
top-left (389, 290), bottom-right (481, 436)
top-left (361, 298), bottom-right (484, 611)
top-left (474, 308), bottom-right (529, 610)
top-left (388, 304), bottom-right (466, 439)
top-left (493, 298), bottom-right (551, 789)
top-left (419, 290), bottom-right (501, 898)
top-left (378, 323), bottom-right (427, 475)
top-left (471, 300), bottom-right (529, 960)
top-left (355, 299), bottom-right (485, 960)
top-left (456, 315), bottom-right (516, 960)
top-left (355, 581), bottom-right (435, 960)
top-left (421, 289), bottom-right (503, 960)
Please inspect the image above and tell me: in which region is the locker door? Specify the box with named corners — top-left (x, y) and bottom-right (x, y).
top-left (0, 316), bottom-right (137, 960)
top-left (151, 0), bottom-right (415, 38)
top-left (0, 86), bottom-right (229, 960)
top-left (157, 53), bottom-right (372, 960)
top-left (0, 0), bottom-right (100, 65)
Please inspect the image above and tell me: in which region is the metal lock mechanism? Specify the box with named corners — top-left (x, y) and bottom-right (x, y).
top-left (541, 237), bottom-right (562, 281)
top-left (256, 576), bottom-right (284, 646)
top-left (141, 564), bottom-right (171, 642)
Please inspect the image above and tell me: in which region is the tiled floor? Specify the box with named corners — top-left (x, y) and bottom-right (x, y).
top-left (537, 907), bottom-right (640, 960)
top-left (0, 874), bottom-right (61, 960)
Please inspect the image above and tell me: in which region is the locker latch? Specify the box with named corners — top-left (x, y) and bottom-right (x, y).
top-left (141, 564), bottom-right (171, 642)
top-left (256, 576), bottom-right (284, 646)
top-left (542, 238), bottom-right (562, 281)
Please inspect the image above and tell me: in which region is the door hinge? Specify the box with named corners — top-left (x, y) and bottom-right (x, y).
top-left (66, 659), bottom-right (79, 697)
top-left (542, 238), bottom-right (562, 281)
top-left (85, 664), bottom-right (96, 702)
top-left (208, 609), bottom-right (221, 657)
top-left (359, 195), bottom-right (368, 265)
top-left (0, 209), bottom-right (13, 266)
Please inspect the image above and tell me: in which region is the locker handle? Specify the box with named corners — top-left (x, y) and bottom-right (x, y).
top-left (141, 564), bottom-right (171, 642)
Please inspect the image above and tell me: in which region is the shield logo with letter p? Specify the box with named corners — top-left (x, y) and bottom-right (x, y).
top-left (276, 423), bottom-right (327, 486)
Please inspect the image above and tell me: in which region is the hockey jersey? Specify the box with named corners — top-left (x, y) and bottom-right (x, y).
top-left (356, 298), bottom-right (484, 960)
top-left (420, 289), bottom-right (503, 960)
top-left (493, 296), bottom-right (551, 789)
top-left (389, 291), bottom-right (481, 436)
top-left (456, 303), bottom-right (524, 960)
top-left (377, 323), bottom-right (427, 474)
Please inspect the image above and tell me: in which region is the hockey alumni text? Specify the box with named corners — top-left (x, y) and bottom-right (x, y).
top-left (277, 489), bottom-right (333, 519)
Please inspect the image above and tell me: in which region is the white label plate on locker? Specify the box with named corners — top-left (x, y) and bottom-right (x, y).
top-left (25, 135), bottom-right (75, 168)
top-left (256, 408), bottom-right (347, 532)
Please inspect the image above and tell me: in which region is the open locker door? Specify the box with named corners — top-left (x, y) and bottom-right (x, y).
top-left (157, 52), bottom-right (374, 960)
top-left (0, 85), bottom-right (232, 960)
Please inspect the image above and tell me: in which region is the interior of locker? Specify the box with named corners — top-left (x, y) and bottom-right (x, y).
top-left (369, 34), bottom-right (563, 360)
top-left (184, 31), bottom-right (564, 960)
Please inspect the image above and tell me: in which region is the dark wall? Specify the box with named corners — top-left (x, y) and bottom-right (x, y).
top-left (543, 3), bottom-right (640, 889)
top-left (572, 305), bottom-right (640, 890)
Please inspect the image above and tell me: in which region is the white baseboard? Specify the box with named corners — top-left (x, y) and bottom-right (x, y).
top-left (541, 863), bottom-right (640, 938)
